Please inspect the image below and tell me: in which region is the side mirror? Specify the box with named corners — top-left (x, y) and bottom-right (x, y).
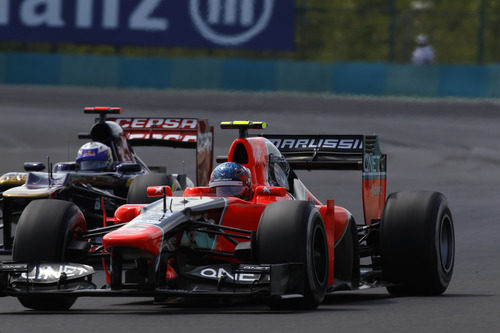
top-left (113, 204), bottom-right (144, 224)
top-left (147, 186), bottom-right (173, 197)
top-left (53, 162), bottom-right (76, 172)
top-left (216, 155), bottom-right (228, 163)
top-left (78, 132), bottom-right (91, 139)
top-left (254, 186), bottom-right (287, 197)
top-left (24, 162), bottom-right (46, 172)
top-left (116, 163), bottom-right (142, 173)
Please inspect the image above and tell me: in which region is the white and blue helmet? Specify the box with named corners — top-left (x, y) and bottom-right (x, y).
top-left (76, 142), bottom-right (113, 171)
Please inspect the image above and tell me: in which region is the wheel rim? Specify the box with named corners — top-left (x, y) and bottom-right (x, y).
top-left (311, 224), bottom-right (327, 285)
top-left (439, 214), bottom-right (454, 273)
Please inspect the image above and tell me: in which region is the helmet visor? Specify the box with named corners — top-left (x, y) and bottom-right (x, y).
top-left (80, 160), bottom-right (108, 171)
top-left (215, 185), bottom-right (244, 197)
top-left (209, 180), bottom-right (245, 198)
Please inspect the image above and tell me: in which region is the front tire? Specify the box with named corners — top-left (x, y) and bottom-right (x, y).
top-left (380, 191), bottom-right (455, 295)
top-left (127, 174), bottom-right (180, 204)
top-left (13, 199), bottom-right (87, 310)
top-left (256, 201), bottom-right (329, 310)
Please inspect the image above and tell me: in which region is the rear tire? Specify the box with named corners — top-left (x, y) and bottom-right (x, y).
top-left (256, 201), bottom-right (329, 310)
top-left (127, 174), bottom-right (179, 204)
top-left (13, 199), bottom-right (87, 310)
top-left (380, 191), bottom-right (455, 296)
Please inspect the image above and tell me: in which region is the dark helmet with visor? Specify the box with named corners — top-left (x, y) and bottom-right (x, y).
top-left (208, 162), bottom-right (252, 200)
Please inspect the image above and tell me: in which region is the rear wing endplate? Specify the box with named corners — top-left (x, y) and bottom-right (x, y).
top-left (264, 134), bottom-right (386, 225)
top-left (108, 117), bottom-right (214, 186)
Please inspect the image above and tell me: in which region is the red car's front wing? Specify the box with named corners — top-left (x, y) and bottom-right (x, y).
top-left (0, 262), bottom-right (311, 301)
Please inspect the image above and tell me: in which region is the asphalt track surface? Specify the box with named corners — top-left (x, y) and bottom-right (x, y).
top-left (0, 85), bottom-right (499, 332)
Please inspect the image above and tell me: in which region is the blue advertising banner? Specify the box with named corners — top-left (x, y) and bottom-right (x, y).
top-left (0, 0), bottom-right (294, 50)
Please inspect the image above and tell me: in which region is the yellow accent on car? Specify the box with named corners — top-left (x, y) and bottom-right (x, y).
top-left (220, 121), bottom-right (267, 129)
top-left (233, 121), bottom-right (250, 125)
top-left (0, 172), bottom-right (27, 191)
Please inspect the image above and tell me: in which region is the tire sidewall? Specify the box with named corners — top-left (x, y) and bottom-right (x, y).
top-left (256, 200), bottom-right (328, 308)
top-left (380, 191), bottom-right (455, 295)
top-left (127, 174), bottom-right (177, 204)
top-left (304, 210), bottom-right (329, 304)
top-left (13, 199), bottom-right (86, 262)
top-left (12, 199), bottom-right (85, 310)
top-left (430, 199), bottom-right (454, 292)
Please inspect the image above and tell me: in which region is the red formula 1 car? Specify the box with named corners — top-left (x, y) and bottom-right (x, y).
top-left (0, 121), bottom-right (455, 311)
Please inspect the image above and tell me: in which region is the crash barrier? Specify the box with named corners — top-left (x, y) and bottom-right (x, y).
top-left (1, 51), bottom-right (499, 98)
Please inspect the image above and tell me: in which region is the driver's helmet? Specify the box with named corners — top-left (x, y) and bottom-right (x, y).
top-left (208, 162), bottom-right (252, 200)
top-left (76, 142), bottom-right (113, 171)
top-left (416, 34), bottom-right (429, 46)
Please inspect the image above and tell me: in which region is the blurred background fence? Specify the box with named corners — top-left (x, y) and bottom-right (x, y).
top-left (294, 0), bottom-right (495, 64)
top-left (0, 0), bottom-right (497, 65)
top-left (2, 0), bottom-right (500, 98)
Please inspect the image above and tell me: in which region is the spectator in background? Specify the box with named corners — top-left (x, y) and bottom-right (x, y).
top-left (411, 34), bottom-right (435, 65)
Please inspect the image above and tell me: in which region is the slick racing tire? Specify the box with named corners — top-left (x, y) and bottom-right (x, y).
top-left (13, 199), bottom-right (87, 310)
top-left (380, 191), bottom-right (455, 296)
top-left (127, 174), bottom-right (180, 204)
top-left (256, 201), bottom-right (329, 310)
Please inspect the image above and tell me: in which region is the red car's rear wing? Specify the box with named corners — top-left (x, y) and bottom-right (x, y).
top-left (264, 134), bottom-right (386, 226)
top-left (108, 117), bottom-right (214, 186)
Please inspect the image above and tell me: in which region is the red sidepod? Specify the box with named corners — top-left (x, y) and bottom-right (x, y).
top-left (319, 200), bottom-right (351, 286)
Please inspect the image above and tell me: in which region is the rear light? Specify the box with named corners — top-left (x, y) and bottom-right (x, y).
top-left (84, 106), bottom-right (122, 114)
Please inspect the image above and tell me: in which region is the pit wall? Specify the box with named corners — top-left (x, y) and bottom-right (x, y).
top-left (1, 52), bottom-right (499, 98)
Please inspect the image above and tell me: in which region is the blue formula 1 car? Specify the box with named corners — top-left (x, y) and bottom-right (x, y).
top-left (0, 107), bottom-right (213, 253)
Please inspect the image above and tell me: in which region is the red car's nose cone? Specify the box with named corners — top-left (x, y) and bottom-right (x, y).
top-left (103, 224), bottom-right (163, 256)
